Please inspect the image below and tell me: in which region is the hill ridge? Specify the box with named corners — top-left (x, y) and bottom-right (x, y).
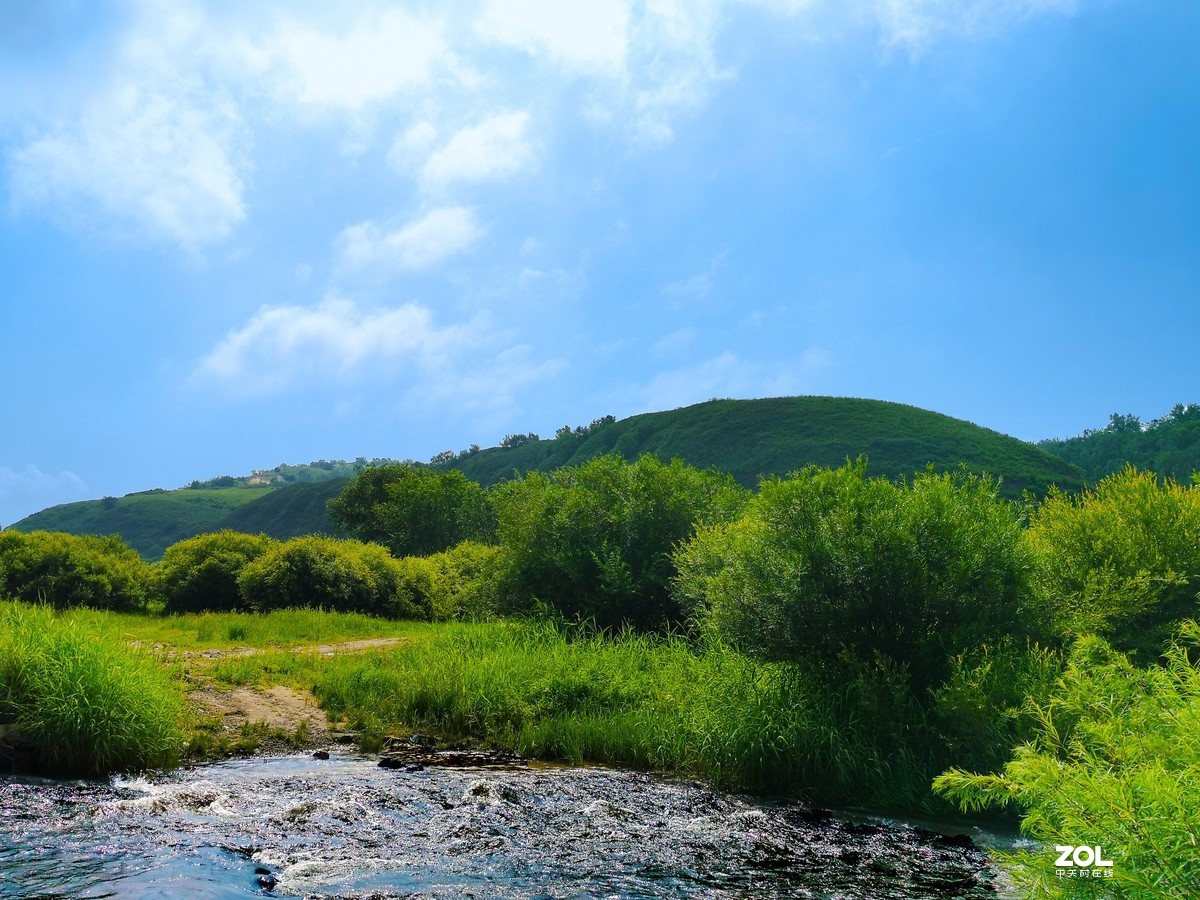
top-left (9, 396), bottom-right (1084, 558)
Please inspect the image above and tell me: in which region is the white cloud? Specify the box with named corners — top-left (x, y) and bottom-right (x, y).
top-left (388, 121), bottom-right (439, 170)
top-left (0, 465), bottom-right (88, 527)
top-left (10, 80), bottom-right (245, 249)
top-left (421, 112), bottom-right (533, 187)
top-left (191, 296), bottom-right (481, 395)
top-left (190, 296), bottom-right (566, 413)
top-left (868, 0), bottom-right (1078, 53)
top-left (662, 252), bottom-right (727, 304)
top-left (6, 4), bottom-right (247, 249)
top-left (269, 10), bottom-right (447, 109)
top-left (338, 207), bottom-right (483, 271)
top-left (478, 0), bottom-right (630, 72)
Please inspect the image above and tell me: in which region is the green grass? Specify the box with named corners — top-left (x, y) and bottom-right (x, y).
top-left (443, 396), bottom-right (1084, 498)
top-left (305, 620), bottom-right (1031, 811)
top-left (71, 607), bottom-right (423, 650)
top-left (0, 601), bottom-right (185, 776)
top-left (9, 485), bottom-right (274, 559)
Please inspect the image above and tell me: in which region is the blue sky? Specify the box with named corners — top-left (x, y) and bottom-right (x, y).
top-left (2, 0), bottom-right (1198, 526)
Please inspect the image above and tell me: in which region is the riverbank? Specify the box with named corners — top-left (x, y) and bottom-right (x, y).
top-left (2, 603), bottom-right (1033, 819)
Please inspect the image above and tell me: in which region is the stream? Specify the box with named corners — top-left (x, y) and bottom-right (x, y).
top-left (0, 752), bottom-right (1022, 898)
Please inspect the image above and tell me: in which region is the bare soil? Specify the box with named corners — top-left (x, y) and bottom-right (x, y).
top-left (183, 638), bottom-right (407, 752)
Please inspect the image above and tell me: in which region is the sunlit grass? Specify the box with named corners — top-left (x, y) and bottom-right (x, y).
top-left (0, 601), bottom-right (185, 776)
top-left (69, 607), bottom-right (433, 650)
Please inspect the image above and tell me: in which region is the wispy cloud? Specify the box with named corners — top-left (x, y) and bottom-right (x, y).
top-left (7, 4), bottom-right (247, 250)
top-left (191, 296), bottom-right (483, 396)
top-left (0, 464), bottom-right (88, 527)
top-left (190, 295), bottom-right (566, 413)
top-left (477, 0), bottom-right (630, 72)
top-left (868, 0), bottom-right (1078, 53)
top-left (635, 348), bottom-right (832, 412)
top-left (338, 207), bottom-right (483, 271)
top-left (420, 112), bottom-right (534, 188)
top-left (266, 9), bottom-right (447, 109)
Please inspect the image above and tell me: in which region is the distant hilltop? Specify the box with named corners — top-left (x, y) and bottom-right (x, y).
top-left (10, 395), bottom-right (1086, 559)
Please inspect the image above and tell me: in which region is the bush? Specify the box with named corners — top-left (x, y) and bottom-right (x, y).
top-left (425, 541), bottom-right (502, 620)
top-left (935, 626), bottom-right (1200, 897)
top-left (237, 536), bottom-right (427, 619)
top-left (674, 461), bottom-right (1036, 689)
top-left (1025, 466), bottom-right (1200, 661)
top-left (0, 601), bottom-right (184, 775)
top-left (492, 454), bottom-right (748, 630)
top-left (327, 463), bottom-right (495, 557)
top-left (158, 530), bottom-right (277, 614)
top-left (0, 530), bottom-right (153, 612)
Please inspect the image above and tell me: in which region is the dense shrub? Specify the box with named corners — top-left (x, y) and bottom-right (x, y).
top-left (236, 536), bottom-right (427, 619)
top-left (0, 530), bottom-right (152, 612)
top-left (425, 541), bottom-right (502, 620)
top-left (492, 454), bottom-right (748, 630)
top-left (0, 601), bottom-right (184, 775)
top-left (327, 463), bottom-right (495, 557)
top-left (158, 530), bottom-right (277, 614)
top-left (674, 461), bottom-right (1036, 689)
top-left (1025, 466), bottom-right (1200, 661)
top-left (936, 626), bottom-right (1200, 898)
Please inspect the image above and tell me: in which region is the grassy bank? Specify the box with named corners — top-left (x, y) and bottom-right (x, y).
top-left (0, 601), bottom-right (184, 776)
top-left (202, 619), bottom-right (1049, 812)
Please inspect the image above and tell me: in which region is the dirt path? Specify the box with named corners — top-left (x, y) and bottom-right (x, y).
top-left (182, 636), bottom-right (406, 660)
top-left (184, 637), bottom-right (406, 753)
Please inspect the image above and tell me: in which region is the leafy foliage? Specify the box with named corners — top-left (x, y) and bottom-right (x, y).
top-left (492, 454), bottom-right (747, 630)
top-left (935, 628), bottom-right (1200, 898)
top-left (423, 540), bottom-right (503, 620)
top-left (1040, 402), bottom-right (1200, 485)
top-left (0, 530), bottom-right (153, 612)
top-left (327, 463), bottom-right (495, 557)
top-left (158, 530), bottom-right (278, 614)
top-left (675, 461), bottom-right (1037, 689)
top-left (237, 536), bottom-right (427, 619)
top-left (1025, 466), bottom-right (1200, 661)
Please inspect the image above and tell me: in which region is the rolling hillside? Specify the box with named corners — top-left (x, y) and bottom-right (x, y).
top-left (10, 486), bottom-right (274, 560)
top-left (442, 397), bottom-right (1084, 496)
top-left (9, 396), bottom-right (1084, 558)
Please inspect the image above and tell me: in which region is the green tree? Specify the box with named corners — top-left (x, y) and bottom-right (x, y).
top-left (1025, 466), bottom-right (1200, 661)
top-left (492, 454), bottom-right (747, 630)
top-left (327, 463), bottom-right (495, 557)
top-left (674, 461), bottom-right (1035, 689)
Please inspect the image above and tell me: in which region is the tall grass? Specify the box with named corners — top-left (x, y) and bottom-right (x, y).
top-left (0, 601), bottom-right (184, 776)
top-left (311, 621), bottom-right (1051, 810)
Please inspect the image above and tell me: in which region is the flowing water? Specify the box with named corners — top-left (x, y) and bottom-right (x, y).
top-left (0, 753), bottom-right (1021, 898)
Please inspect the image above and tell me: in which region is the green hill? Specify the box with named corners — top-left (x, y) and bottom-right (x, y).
top-left (217, 478), bottom-right (349, 541)
top-left (9, 397), bottom-right (1083, 558)
top-left (10, 486), bottom-right (274, 560)
top-left (441, 396), bottom-right (1084, 496)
